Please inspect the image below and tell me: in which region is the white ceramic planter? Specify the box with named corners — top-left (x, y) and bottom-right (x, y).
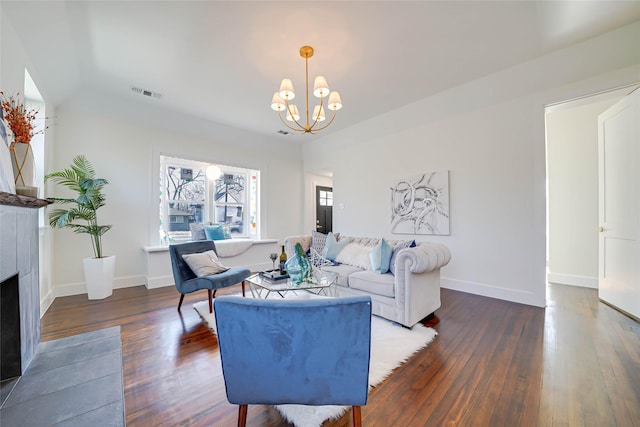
top-left (83, 255), bottom-right (116, 300)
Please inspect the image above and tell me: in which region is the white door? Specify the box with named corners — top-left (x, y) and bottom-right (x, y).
top-left (598, 88), bottom-right (640, 319)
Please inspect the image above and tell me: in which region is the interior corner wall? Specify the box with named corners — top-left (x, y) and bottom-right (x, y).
top-left (546, 98), bottom-right (620, 289)
top-left (303, 21), bottom-right (640, 308)
top-left (1, 8), bottom-right (56, 315)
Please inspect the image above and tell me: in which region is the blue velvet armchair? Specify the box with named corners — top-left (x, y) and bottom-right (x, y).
top-left (214, 295), bottom-right (372, 427)
top-left (169, 241), bottom-right (251, 313)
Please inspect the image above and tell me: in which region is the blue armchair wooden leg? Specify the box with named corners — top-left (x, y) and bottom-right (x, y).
top-left (238, 404), bottom-right (247, 427)
top-left (208, 289), bottom-right (213, 313)
top-left (353, 406), bottom-right (362, 427)
top-left (177, 294), bottom-right (185, 312)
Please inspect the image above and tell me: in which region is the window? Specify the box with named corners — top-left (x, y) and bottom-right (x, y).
top-left (319, 189), bottom-right (333, 206)
top-left (159, 155), bottom-right (259, 242)
top-left (24, 69), bottom-right (46, 226)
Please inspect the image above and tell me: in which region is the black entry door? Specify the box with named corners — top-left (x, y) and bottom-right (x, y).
top-left (315, 186), bottom-right (333, 234)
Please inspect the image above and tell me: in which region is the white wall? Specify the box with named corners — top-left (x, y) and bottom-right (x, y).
top-left (1, 8), bottom-right (57, 314)
top-left (2, 3), bottom-right (304, 301)
top-left (48, 106), bottom-right (303, 296)
top-left (303, 20), bottom-right (640, 308)
top-left (546, 97), bottom-right (620, 289)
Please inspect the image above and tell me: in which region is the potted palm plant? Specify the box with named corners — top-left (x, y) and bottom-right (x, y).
top-left (46, 155), bottom-right (114, 299)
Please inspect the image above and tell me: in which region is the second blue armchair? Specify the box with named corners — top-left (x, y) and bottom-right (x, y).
top-left (169, 241), bottom-right (251, 313)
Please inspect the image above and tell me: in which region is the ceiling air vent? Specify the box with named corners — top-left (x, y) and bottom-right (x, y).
top-left (277, 130), bottom-right (290, 135)
top-left (130, 86), bottom-right (163, 99)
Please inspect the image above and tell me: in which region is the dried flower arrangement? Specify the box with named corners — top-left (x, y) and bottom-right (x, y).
top-left (0, 91), bottom-right (43, 146)
top-left (0, 91), bottom-right (46, 187)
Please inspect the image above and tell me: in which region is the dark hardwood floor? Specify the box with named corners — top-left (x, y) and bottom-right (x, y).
top-left (40, 284), bottom-right (640, 426)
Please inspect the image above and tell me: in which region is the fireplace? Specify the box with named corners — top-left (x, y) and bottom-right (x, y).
top-left (1, 273), bottom-right (21, 381)
top-left (0, 192), bottom-right (50, 388)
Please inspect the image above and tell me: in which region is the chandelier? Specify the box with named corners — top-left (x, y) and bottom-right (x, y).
top-left (270, 46), bottom-right (342, 134)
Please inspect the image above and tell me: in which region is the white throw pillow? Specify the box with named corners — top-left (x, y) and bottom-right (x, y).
top-left (182, 250), bottom-right (229, 276)
top-left (335, 243), bottom-right (373, 270)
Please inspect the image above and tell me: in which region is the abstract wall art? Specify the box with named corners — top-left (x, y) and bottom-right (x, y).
top-left (390, 170), bottom-right (450, 235)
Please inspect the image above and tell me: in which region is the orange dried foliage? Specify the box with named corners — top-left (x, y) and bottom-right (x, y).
top-left (0, 91), bottom-right (43, 147)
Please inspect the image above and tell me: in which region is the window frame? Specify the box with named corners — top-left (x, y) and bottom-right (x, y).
top-left (158, 154), bottom-right (259, 244)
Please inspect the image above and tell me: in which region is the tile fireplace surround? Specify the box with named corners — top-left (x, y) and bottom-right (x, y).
top-left (0, 192), bottom-right (48, 383)
top-left (0, 192), bottom-right (125, 425)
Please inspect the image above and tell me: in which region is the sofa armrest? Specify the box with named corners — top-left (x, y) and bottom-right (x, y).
top-left (284, 235), bottom-right (312, 258)
top-left (395, 242), bottom-right (451, 274)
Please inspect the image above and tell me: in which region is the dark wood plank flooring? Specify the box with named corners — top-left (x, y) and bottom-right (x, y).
top-left (40, 284), bottom-right (640, 426)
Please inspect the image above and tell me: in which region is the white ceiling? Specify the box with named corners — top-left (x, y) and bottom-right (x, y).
top-left (3, 1), bottom-right (640, 143)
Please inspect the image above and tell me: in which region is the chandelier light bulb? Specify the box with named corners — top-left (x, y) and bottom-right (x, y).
top-left (271, 92), bottom-right (285, 111)
top-left (279, 79), bottom-right (295, 100)
top-left (327, 91), bottom-right (342, 111)
top-left (286, 105), bottom-right (300, 122)
top-left (312, 105), bottom-right (326, 122)
top-left (313, 76), bottom-right (330, 98)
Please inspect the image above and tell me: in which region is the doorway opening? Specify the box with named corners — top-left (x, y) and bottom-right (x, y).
top-left (544, 84), bottom-right (639, 298)
top-left (316, 186), bottom-right (333, 234)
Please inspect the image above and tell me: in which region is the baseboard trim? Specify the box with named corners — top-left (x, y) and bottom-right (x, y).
top-left (53, 275), bottom-right (146, 298)
top-left (547, 272), bottom-right (598, 289)
top-left (440, 277), bottom-right (545, 308)
top-left (145, 275), bottom-right (174, 289)
top-left (39, 289), bottom-right (55, 318)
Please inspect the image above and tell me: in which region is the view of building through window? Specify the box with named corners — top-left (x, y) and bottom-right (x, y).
top-left (159, 155), bottom-right (259, 242)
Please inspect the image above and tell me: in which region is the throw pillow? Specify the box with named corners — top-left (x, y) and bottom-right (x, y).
top-left (189, 223), bottom-right (206, 241)
top-left (369, 238), bottom-right (393, 274)
top-left (311, 230), bottom-right (328, 257)
top-left (223, 225), bottom-right (232, 239)
top-left (204, 224), bottom-right (226, 240)
top-left (336, 243), bottom-right (373, 270)
top-left (310, 230), bottom-right (340, 257)
top-left (389, 240), bottom-right (416, 275)
top-left (322, 232), bottom-right (351, 261)
top-left (182, 250), bottom-right (229, 276)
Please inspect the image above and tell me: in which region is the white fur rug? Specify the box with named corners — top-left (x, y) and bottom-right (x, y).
top-left (194, 297), bottom-right (437, 427)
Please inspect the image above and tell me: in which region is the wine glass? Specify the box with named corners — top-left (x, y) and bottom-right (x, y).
top-left (269, 253), bottom-right (278, 272)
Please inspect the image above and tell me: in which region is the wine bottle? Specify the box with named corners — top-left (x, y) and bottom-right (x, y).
top-left (279, 245), bottom-right (287, 275)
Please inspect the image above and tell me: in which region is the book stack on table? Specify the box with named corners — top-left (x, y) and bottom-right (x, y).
top-left (259, 270), bottom-right (290, 282)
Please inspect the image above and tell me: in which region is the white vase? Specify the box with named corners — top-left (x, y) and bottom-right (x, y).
top-left (11, 143), bottom-right (35, 187)
top-left (0, 141), bottom-right (15, 193)
top-left (83, 256), bottom-right (116, 300)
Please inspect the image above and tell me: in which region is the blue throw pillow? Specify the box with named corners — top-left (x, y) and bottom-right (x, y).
top-left (370, 238), bottom-right (393, 274)
top-left (189, 223), bottom-right (207, 241)
top-left (389, 240), bottom-right (416, 275)
top-left (204, 224), bottom-right (226, 241)
top-left (322, 232), bottom-right (350, 261)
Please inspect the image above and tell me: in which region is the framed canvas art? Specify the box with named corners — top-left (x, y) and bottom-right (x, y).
top-left (391, 170), bottom-right (450, 235)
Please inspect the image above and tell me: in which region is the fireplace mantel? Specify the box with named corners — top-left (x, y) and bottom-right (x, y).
top-left (0, 191), bottom-right (52, 209)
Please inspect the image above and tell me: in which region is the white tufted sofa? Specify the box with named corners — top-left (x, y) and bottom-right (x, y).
top-left (284, 234), bottom-right (451, 328)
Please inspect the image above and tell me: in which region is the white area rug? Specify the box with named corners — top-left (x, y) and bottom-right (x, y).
top-left (194, 297), bottom-right (437, 427)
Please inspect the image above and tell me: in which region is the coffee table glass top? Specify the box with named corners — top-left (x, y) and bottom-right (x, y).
top-left (246, 269), bottom-right (338, 298)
